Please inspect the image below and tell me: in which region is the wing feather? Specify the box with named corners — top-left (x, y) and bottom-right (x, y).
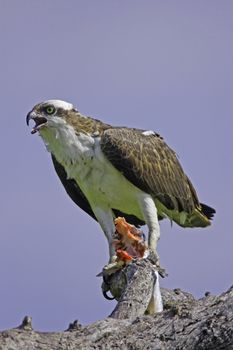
top-left (100, 128), bottom-right (200, 214)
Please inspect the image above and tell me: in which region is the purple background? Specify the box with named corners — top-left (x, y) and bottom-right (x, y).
top-left (1, 1), bottom-right (232, 331)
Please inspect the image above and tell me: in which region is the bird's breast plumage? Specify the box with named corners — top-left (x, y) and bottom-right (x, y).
top-left (39, 120), bottom-right (96, 179)
top-left (39, 121), bottom-right (145, 219)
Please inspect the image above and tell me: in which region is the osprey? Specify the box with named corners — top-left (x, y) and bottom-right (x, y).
top-left (26, 100), bottom-right (215, 262)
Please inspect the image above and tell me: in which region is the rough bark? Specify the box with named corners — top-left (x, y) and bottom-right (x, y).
top-left (108, 258), bottom-right (157, 319)
top-left (0, 258), bottom-right (232, 350)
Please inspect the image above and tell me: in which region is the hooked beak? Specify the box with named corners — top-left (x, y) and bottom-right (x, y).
top-left (26, 111), bottom-right (48, 134)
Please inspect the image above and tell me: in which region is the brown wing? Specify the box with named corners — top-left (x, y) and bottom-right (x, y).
top-left (100, 127), bottom-right (200, 214)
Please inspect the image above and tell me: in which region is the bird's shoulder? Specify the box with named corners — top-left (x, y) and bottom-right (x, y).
top-left (100, 126), bottom-right (177, 160)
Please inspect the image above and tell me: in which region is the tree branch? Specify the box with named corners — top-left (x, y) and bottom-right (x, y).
top-left (109, 258), bottom-right (157, 319)
top-left (0, 258), bottom-right (232, 350)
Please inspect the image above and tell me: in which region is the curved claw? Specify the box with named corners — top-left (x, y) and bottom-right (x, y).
top-left (102, 290), bottom-right (115, 300)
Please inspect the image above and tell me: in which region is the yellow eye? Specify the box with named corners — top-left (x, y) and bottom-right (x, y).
top-left (45, 106), bottom-right (56, 115)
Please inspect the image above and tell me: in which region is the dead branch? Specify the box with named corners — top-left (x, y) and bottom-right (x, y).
top-left (0, 257), bottom-right (232, 349)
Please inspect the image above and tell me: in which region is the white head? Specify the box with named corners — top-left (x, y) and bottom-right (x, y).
top-left (26, 99), bottom-right (76, 134)
top-left (26, 99), bottom-right (95, 166)
top-left (42, 99), bottom-right (74, 111)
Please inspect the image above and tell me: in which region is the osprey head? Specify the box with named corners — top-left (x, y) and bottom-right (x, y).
top-left (26, 99), bottom-right (75, 134)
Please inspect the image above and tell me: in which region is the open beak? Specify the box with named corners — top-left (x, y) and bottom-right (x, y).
top-left (26, 111), bottom-right (48, 134)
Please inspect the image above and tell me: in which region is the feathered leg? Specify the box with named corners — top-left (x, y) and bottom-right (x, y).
top-left (91, 206), bottom-right (116, 262)
top-left (138, 193), bottom-right (161, 262)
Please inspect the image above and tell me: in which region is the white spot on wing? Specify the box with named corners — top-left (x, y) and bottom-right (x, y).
top-left (142, 130), bottom-right (155, 136)
top-left (44, 99), bottom-right (74, 111)
top-left (92, 131), bottom-right (100, 137)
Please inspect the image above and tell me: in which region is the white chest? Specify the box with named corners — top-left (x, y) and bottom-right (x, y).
top-left (40, 123), bottom-right (143, 218)
top-left (40, 123), bottom-right (96, 179)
